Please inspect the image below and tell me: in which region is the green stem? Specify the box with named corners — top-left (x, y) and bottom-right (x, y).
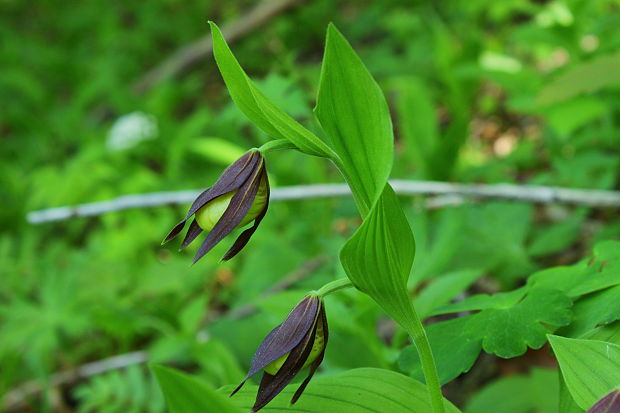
top-left (315, 277), bottom-right (354, 297)
top-left (256, 139), bottom-right (298, 154)
top-left (403, 301), bottom-right (445, 413)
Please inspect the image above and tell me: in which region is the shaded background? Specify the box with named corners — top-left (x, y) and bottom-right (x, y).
top-left (1, 0), bottom-right (620, 411)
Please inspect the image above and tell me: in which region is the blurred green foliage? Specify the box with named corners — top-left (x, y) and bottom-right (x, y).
top-left (1, 0), bottom-right (620, 411)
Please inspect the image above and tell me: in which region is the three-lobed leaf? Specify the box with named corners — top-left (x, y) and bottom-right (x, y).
top-left (401, 287), bottom-right (573, 383)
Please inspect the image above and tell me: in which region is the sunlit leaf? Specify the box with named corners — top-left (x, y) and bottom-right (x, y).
top-left (549, 336), bottom-right (620, 410)
top-left (315, 23), bottom-right (393, 208)
top-left (208, 22), bottom-right (332, 158)
top-left (340, 184), bottom-right (415, 330)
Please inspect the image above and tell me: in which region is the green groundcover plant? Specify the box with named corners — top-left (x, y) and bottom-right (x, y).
top-left (151, 22), bottom-right (620, 413)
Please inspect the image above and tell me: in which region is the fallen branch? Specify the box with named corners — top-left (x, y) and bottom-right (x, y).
top-left (132, 0), bottom-right (305, 94)
top-left (27, 180), bottom-right (620, 224)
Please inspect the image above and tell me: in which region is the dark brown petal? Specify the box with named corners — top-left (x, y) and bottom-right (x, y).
top-left (179, 219), bottom-right (202, 250)
top-left (251, 311), bottom-right (320, 412)
top-left (290, 302), bottom-right (329, 405)
top-left (162, 151), bottom-right (260, 244)
top-left (192, 157), bottom-right (264, 264)
top-left (222, 169), bottom-right (270, 261)
top-left (230, 296), bottom-right (318, 397)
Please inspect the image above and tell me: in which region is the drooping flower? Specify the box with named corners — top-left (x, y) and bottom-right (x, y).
top-left (163, 150), bottom-right (269, 263)
top-left (231, 294), bottom-right (328, 412)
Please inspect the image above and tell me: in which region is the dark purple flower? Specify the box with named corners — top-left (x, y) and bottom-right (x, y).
top-left (231, 294), bottom-right (329, 412)
top-left (162, 150), bottom-right (269, 263)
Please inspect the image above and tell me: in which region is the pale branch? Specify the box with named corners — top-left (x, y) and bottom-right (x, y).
top-left (27, 180), bottom-right (620, 224)
top-left (132, 0), bottom-right (305, 94)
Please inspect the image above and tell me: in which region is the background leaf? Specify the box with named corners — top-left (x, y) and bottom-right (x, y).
top-left (536, 51), bottom-right (620, 106)
top-left (152, 365), bottom-right (241, 413)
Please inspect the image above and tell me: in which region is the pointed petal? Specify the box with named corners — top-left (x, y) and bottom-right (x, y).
top-left (192, 158), bottom-right (263, 264)
top-left (222, 170), bottom-right (270, 260)
top-left (291, 303), bottom-right (329, 404)
top-left (179, 219), bottom-right (202, 250)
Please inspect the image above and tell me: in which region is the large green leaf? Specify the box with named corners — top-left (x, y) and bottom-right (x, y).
top-left (225, 368), bottom-right (461, 413)
top-left (340, 184), bottom-right (415, 329)
top-left (208, 22), bottom-right (332, 158)
top-left (548, 335), bottom-right (620, 410)
top-left (315, 23), bottom-right (393, 209)
top-left (152, 365), bottom-right (241, 413)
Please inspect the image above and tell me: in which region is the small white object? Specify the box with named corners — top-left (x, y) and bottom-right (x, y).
top-left (106, 111), bottom-right (158, 151)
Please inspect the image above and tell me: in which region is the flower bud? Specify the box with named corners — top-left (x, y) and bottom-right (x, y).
top-left (231, 294), bottom-right (329, 412)
top-left (162, 150), bottom-right (269, 263)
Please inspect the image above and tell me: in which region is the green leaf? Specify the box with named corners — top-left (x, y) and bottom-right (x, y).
top-left (340, 184), bottom-right (415, 329)
top-left (315, 23), bottom-right (394, 209)
top-left (208, 22), bottom-right (332, 158)
top-left (548, 336), bottom-right (620, 410)
top-left (528, 240), bottom-right (620, 298)
top-left (415, 269), bottom-right (482, 319)
top-left (224, 368), bottom-right (461, 413)
top-left (393, 77), bottom-right (438, 178)
top-left (581, 320), bottom-right (620, 346)
top-left (536, 51), bottom-right (620, 106)
top-left (426, 288), bottom-right (572, 359)
top-left (152, 365), bottom-right (241, 413)
top-left (465, 368), bottom-right (558, 413)
top-left (559, 375), bottom-right (585, 413)
top-left (562, 284), bottom-right (620, 337)
top-left (399, 317), bottom-right (481, 385)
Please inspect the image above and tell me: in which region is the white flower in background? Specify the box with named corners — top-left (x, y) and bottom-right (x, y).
top-left (106, 111), bottom-right (158, 151)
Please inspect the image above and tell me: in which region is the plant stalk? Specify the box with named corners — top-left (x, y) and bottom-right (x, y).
top-left (403, 301), bottom-right (445, 413)
top-left (315, 277), bottom-right (354, 297)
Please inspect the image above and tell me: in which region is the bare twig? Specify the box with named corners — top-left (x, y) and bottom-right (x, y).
top-left (132, 0), bottom-right (305, 94)
top-left (27, 180), bottom-right (620, 224)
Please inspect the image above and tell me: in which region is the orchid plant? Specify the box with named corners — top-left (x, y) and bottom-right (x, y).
top-left (158, 21), bottom-right (449, 413)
